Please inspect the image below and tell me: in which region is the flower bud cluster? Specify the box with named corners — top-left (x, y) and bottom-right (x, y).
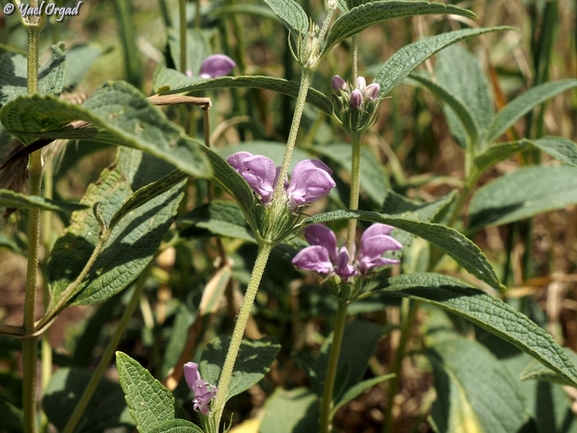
top-left (291, 22), bottom-right (322, 71)
top-left (227, 152), bottom-right (336, 242)
top-left (332, 75), bottom-right (382, 133)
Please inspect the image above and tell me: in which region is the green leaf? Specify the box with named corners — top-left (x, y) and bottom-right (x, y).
top-left (0, 81), bottom-right (212, 178)
top-left (474, 136), bottom-right (577, 174)
top-left (200, 336), bottom-right (281, 402)
top-left (160, 303), bottom-right (196, 379)
top-left (147, 419), bottom-right (204, 433)
top-left (519, 348), bottom-right (577, 387)
top-left (435, 45), bottom-right (493, 148)
top-left (260, 388), bottom-right (320, 433)
top-left (315, 143), bottom-right (389, 205)
top-left (306, 209), bottom-right (502, 290)
top-left (381, 190), bottom-right (457, 222)
top-left (468, 165), bottom-right (577, 231)
top-left (0, 399), bottom-right (23, 433)
top-left (332, 374), bottom-right (394, 416)
top-left (486, 79), bottom-right (577, 143)
top-left (48, 148), bottom-right (185, 306)
top-left (262, 0), bottom-right (309, 34)
top-left (323, 1), bottom-right (476, 54)
top-left (426, 337), bottom-right (529, 433)
top-left (409, 73), bottom-right (479, 148)
top-left (0, 44), bottom-right (66, 109)
top-left (158, 75), bottom-right (334, 115)
top-left (116, 352), bottom-right (184, 432)
top-left (375, 27), bottom-right (512, 97)
top-left (167, 27), bottom-right (210, 75)
top-left (0, 232), bottom-right (22, 254)
top-left (0, 189), bottom-right (86, 212)
top-left (43, 367), bottom-right (133, 433)
top-left (198, 145), bottom-right (257, 232)
top-left (178, 200), bottom-right (256, 243)
top-left (64, 43), bottom-right (103, 90)
top-left (380, 273), bottom-right (577, 387)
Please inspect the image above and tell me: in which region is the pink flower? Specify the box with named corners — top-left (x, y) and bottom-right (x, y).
top-left (292, 224), bottom-right (402, 280)
top-left (183, 362), bottom-right (217, 414)
top-left (199, 54), bottom-right (236, 79)
top-left (226, 152), bottom-right (335, 212)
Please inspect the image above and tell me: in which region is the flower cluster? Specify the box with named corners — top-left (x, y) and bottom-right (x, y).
top-left (185, 54), bottom-right (236, 79)
top-left (332, 75), bottom-right (381, 132)
top-left (227, 152), bottom-right (335, 212)
top-left (184, 362), bottom-right (217, 414)
top-left (292, 223), bottom-right (402, 282)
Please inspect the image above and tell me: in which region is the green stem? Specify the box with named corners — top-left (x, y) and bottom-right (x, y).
top-left (62, 265), bottom-right (152, 433)
top-left (319, 299), bottom-right (348, 433)
top-left (179, 0), bottom-right (187, 73)
top-left (23, 18), bottom-right (42, 433)
top-left (345, 132), bottom-right (362, 257)
top-left (352, 35), bottom-right (358, 84)
top-left (213, 242), bottom-right (273, 428)
top-left (272, 71), bottom-right (312, 201)
top-left (383, 299), bottom-right (419, 433)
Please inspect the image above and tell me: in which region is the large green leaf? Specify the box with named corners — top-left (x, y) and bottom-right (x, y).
top-left (157, 75), bottom-right (334, 115)
top-left (468, 165), bottom-right (577, 231)
top-left (48, 148), bottom-right (185, 306)
top-left (200, 336), bottom-right (281, 402)
top-left (375, 27), bottom-right (511, 97)
top-left (147, 420), bottom-right (204, 433)
top-left (260, 388), bottom-right (320, 433)
top-left (0, 189), bottom-right (86, 212)
top-left (379, 273), bottom-right (577, 387)
top-left (315, 143), bottom-right (389, 205)
top-left (306, 209), bottom-right (502, 290)
top-left (0, 44), bottom-right (66, 109)
top-left (43, 367), bottom-right (133, 433)
top-left (409, 73), bottom-right (479, 148)
top-left (486, 80), bottom-right (577, 143)
top-left (0, 81), bottom-right (212, 178)
top-left (474, 136), bottom-right (577, 174)
top-left (323, 1), bottom-right (476, 54)
top-left (426, 337), bottom-right (529, 433)
top-left (116, 352), bottom-right (185, 433)
top-left (262, 0), bottom-right (309, 34)
top-left (435, 45), bottom-right (493, 149)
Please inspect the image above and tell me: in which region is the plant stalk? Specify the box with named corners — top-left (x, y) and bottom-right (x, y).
top-left (319, 299), bottom-right (348, 433)
top-left (345, 132), bottom-right (362, 257)
top-left (179, 0), bottom-right (187, 73)
top-left (212, 242), bottom-right (273, 428)
top-left (23, 17), bottom-right (42, 433)
top-left (62, 264), bottom-right (153, 433)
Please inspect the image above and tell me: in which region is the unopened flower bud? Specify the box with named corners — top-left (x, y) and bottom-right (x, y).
top-left (332, 75), bottom-right (347, 92)
top-left (365, 83), bottom-right (380, 101)
top-left (324, 0), bottom-right (338, 10)
top-left (350, 89), bottom-right (363, 109)
top-left (199, 54), bottom-right (236, 79)
top-left (356, 76), bottom-right (366, 90)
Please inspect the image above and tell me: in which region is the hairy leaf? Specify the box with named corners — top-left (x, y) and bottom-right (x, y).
top-left (0, 189), bottom-right (86, 212)
top-left (262, 0), bottom-right (309, 34)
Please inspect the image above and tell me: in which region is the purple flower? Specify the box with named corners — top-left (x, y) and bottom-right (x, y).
top-left (332, 75), bottom-right (347, 92)
top-left (184, 362), bottom-right (217, 414)
top-left (350, 89), bottom-right (363, 109)
top-left (199, 54), bottom-right (236, 79)
top-left (226, 152), bottom-right (335, 211)
top-left (292, 223), bottom-right (402, 280)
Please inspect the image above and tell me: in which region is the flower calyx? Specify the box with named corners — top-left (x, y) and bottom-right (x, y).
top-left (332, 75), bottom-right (382, 132)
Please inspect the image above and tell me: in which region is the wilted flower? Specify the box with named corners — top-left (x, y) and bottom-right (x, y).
top-left (292, 223), bottom-right (402, 281)
top-left (227, 152), bottom-right (335, 212)
top-left (184, 362), bottom-right (217, 414)
top-left (185, 54), bottom-right (236, 79)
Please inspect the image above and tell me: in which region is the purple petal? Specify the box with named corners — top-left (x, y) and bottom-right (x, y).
top-left (335, 247), bottom-right (357, 279)
top-left (365, 83), bottom-right (380, 101)
top-left (226, 151), bottom-right (253, 170)
top-left (359, 256), bottom-right (400, 274)
top-left (286, 160), bottom-right (335, 211)
top-left (292, 246), bottom-right (334, 274)
top-left (227, 152), bottom-right (278, 204)
top-left (332, 75), bottom-right (347, 92)
top-left (183, 362), bottom-right (201, 391)
top-left (303, 224), bottom-right (338, 262)
top-left (360, 234), bottom-right (402, 259)
top-left (362, 223), bottom-right (395, 239)
top-left (350, 89), bottom-right (363, 108)
top-left (291, 159), bottom-right (332, 180)
top-left (199, 54), bottom-right (236, 79)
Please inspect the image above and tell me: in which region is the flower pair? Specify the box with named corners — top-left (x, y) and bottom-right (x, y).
top-left (292, 223), bottom-right (402, 281)
top-left (186, 54), bottom-right (236, 79)
top-left (184, 362), bottom-right (217, 414)
top-left (227, 152), bottom-right (336, 212)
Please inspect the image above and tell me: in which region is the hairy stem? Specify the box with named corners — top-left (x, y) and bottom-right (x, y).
top-left (179, 0), bottom-right (187, 73)
top-left (62, 264), bottom-right (153, 433)
top-left (319, 299), bottom-right (348, 433)
top-left (213, 242), bottom-right (273, 428)
top-left (345, 132), bottom-right (362, 257)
